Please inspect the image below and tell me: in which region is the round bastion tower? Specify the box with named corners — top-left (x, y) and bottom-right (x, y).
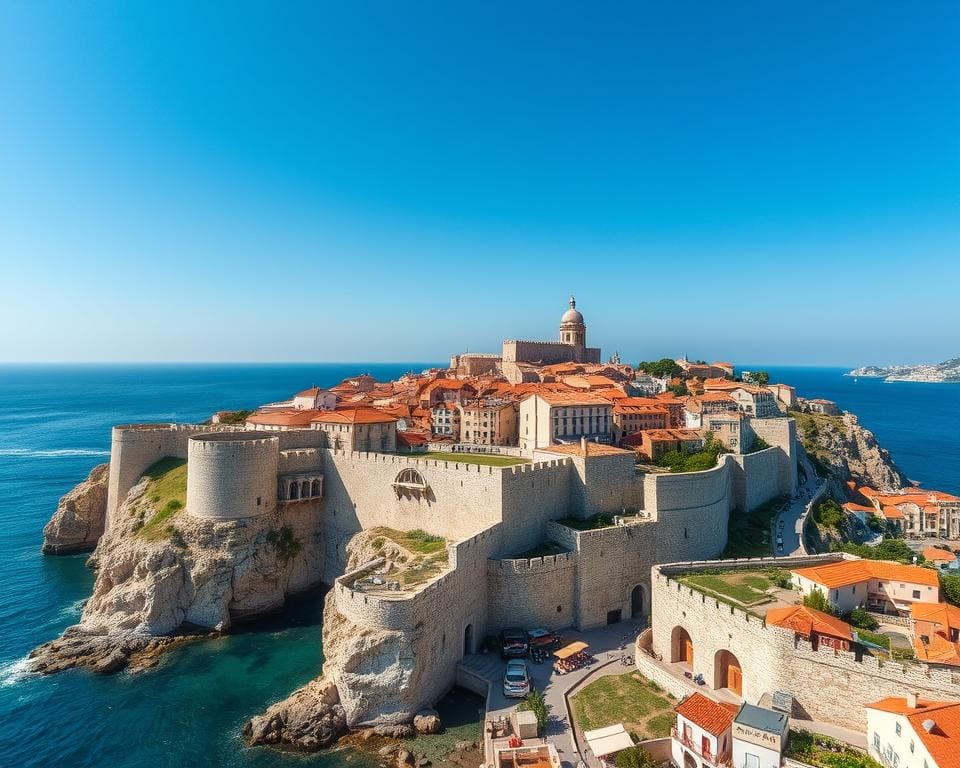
top-left (559, 295), bottom-right (586, 347)
top-left (186, 432), bottom-right (279, 520)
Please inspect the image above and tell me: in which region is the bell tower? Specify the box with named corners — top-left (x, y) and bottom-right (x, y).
top-left (559, 296), bottom-right (586, 348)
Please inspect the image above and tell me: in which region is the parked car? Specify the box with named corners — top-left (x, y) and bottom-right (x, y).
top-left (499, 628), bottom-right (530, 659)
top-left (502, 659), bottom-right (531, 698)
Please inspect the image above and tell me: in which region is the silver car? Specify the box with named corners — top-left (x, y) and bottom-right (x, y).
top-left (502, 659), bottom-right (531, 698)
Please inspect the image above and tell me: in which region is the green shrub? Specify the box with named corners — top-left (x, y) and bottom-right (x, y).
top-left (942, 572), bottom-right (960, 607)
top-left (848, 608), bottom-right (879, 631)
top-left (802, 588), bottom-right (836, 614)
top-left (615, 746), bottom-right (656, 768)
top-left (518, 689), bottom-right (550, 735)
top-left (266, 526), bottom-right (302, 564)
top-left (856, 629), bottom-right (890, 649)
top-left (813, 499), bottom-right (845, 529)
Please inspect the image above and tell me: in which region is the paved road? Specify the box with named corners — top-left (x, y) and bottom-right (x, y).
top-left (462, 623), bottom-right (639, 768)
top-left (774, 451), bottom-right (822, 557)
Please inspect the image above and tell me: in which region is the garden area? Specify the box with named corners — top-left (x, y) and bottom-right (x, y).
top-left (655, 434), bottom-right (729, 474)
top-left (785, 729), bottom-right (882, 768)
top-left (678, 568), bottom-right (791, 610)
top-left (351, 527), bottom-right (451, 591)
top-left (411, 451), bottom-right (528, 467)
top-left (571, 672), bottom-right (676, 742)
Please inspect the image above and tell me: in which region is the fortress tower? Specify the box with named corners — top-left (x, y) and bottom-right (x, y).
top-left (559, 296), bottom-right (586, 347)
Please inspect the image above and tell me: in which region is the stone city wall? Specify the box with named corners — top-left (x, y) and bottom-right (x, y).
top-left (651, 558), bottom-right (960, 730)
top-left (747, 417), bottom-right (798, 494)
top-left (331, 526), bottom-right (501, 724)
top-left (728, 446), bottom-right (788, 513)
top-left (486, 553), bottom-right (578, 632)
top-left (278, 448), bottom-right (324, 474)
top-left (106, 423), bottom-right (247, 526)
top-left (186, 433), bottom-right (280, 520)
top-left (499, 460), bottom-right (573, 554)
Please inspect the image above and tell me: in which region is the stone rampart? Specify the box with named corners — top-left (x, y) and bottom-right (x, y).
top-left (729, 447), bottom-right (788, 512)
top-left (486, 553), bottom-right (578, 632)
top-left (330, 526), bottom-right (501, 724)
top-left (106, 423), bottom-right (247, 527)
top-left (279, 448), bottom-right (324, 474)
top-left (185, 432), bottom-right (279, 520)
top-left (499, 460), bottom-right (573, 554)
top-left (747, 417), bottom-right (798, 494)
top-left (651, 557), bottom-right (960, 730)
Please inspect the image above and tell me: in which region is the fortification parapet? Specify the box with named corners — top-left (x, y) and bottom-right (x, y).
top-left (106, 422), bottom-right (247, 527)
top-left (186, 432), bottom-right (279, 520)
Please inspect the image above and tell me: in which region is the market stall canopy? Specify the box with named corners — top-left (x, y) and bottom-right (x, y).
top-left (584, 724), bottom-right (633, 757)
top-left (554, 641), bottom-right (588, 659)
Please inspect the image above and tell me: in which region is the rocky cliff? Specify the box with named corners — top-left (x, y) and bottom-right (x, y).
top-left (42, 463), bottom-right (110, 554)
top-left (31, 474), bottom-right (325, 674)
top-left (244, 529), bottom-right (441, 751)
top-left (793, 411), bottom-right (910, 494)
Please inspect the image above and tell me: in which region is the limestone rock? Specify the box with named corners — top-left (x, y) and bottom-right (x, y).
top-left (243, 676), bottom-right (347, 751)
top-left (31, 475), bottom-right (325, 675)
top-left (396, 749), bottom-right (414, 767)
top-left (413, 708), bottom-right (442, 735)
top-left (42, 463), bottom-right (110, 554)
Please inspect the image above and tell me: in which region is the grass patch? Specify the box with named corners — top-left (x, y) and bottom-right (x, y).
top-left (138, 458), bottom-right (187, 541)
top-left (412, 451), bottom-right (528, 467)
top-left (571, 672), bottom-right (675, 740)
top-left (214, 409), bottom-right (253, 425)
top-left (556, 514), bottom-right (615, 531)
top-left (363, 527), bottom-right (450, 590)
top-left (513, 540), bottom-right (568, 559)
top-left (372, 527), bottom-right (447, 555)
top-left (722, 494), bottom-right (789, 558)
top-left (679, 570), bottom-right (776, 606)
top-left (855, 629), bottom-right (891, 650)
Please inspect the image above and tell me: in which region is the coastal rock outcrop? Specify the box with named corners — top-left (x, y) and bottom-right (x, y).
top-left (41, 463), bottom-right (109, 554)
top-left (243, 676), bottom-right (347, 750)
top-left (31, 474), bottom-right (324, 674)
top-left (794, 411), bottom-right (909, 493)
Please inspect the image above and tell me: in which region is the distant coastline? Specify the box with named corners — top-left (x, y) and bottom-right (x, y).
top-left (846, 357), bottom-right (960, 383)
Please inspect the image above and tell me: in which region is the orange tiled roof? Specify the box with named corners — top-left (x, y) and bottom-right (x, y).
top-left (312, 407), bottom-right (397, 425)
top-left (246, 409), bottom-right (323, 427)
top-left (843, 503), bottom-right (876, 514)
top-left (295, 386), bottom-right (323, 398)
top-left (792, 559), bottom-right (940, 589)
top-left (524, 390), bottom-right (613, 407)
top-left (674, 692), bottom-right (738, 736)
top-left (881, 505), bottom-right (904, 519)
top-left (642, 428), bottom-right (703, 442)
top-left (765, 605), bottom-right (852, 641)
top-left (866, 698), bottom-right (960, 768)
top-left (542, 443), bottom-right (633, 457)
top-left (912, 602), bottom-right (960, 629)
top-left (924, 547), bottom-right (957, 562)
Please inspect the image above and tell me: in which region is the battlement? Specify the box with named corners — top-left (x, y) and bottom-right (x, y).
top-left (506, 458), bottom-right (569, 474)
top-left (188, 432), bottom-right (279, 449)
top-left (488, 552), bottom-right (576, 574)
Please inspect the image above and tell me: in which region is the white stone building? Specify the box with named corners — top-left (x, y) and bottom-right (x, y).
top-left (671, 692), bottom-right (737, 768)
top-left (731, 703), bottom-right (788, 768)
top-left (518, 391), bottom-right (613, 450)
top-left (865, 695), bottom-right (960, 768)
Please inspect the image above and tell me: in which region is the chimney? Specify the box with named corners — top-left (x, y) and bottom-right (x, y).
top-left (581, 436), bottom-right (587, 456)
top-left (907, 693), bottom-right (919, 709)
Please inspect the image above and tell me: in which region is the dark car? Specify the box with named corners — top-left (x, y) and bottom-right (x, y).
top-left (499, 628), bottom-right (529, 659)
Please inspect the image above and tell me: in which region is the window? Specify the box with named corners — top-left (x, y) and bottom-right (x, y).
top-left (909, 740), bottom-right (914, 754)
top-left (873, 733), bottom-right (881, 750)
top-left (913, 590), bottom-right (921, 599)
top-left (745, 754), bottom-right (759, 768)
top-left (895, 723), bottom-right (901, 736)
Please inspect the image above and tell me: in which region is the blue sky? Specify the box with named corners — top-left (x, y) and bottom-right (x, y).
top-left (1, 2), bottom-right (957, 366)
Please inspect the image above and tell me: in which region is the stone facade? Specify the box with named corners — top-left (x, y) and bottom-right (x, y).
top-left (186, 433), bottom-right (280, 520)
top-left (650, 557), bottom-right (960, 730)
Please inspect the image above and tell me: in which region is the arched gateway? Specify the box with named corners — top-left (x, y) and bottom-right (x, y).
top-left (714, 649), bottom-right (743, 696)
top-left (671, 626), bottom-right (693, 666)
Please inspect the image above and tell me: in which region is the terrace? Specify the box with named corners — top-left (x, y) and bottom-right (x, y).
top-left (343, 527), bottom-right (451, 595)
top-left (676, 567), bottom-right (799, 617)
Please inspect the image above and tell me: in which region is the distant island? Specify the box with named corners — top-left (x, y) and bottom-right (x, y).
top-left (846, 357), bottom-right (960, 383)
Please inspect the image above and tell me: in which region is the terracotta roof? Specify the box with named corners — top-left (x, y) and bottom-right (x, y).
top-left (542, 443), bottom-right (633, 457)
top-left (295, 386), bottom-right (323, 398)
top-left (911, 602), bottom-right (960, 629)
top-left (924, 547), bottom-right (957, 562)
top-left (311, 407), bottom-right (398, 425)
top-left (866, 698), bottom-right (960, 768)
top-left (792, 559), bottom-right (940, 589)
top-left (765, 605), bottom-right (852, 641)
top-left (642, 428), bottom-right (703, 442)
top-left (246, 409), bottom-right (323, 427)
top-left (524, 390), bottom-right (613, 407)
top-left (881, 505), bottom-right (904, 519)
top-left (842, 503), bottom-right (876, 514)
top-left (912, 630), bottom-right (960, 666)
top-left (674, 692), bottom-right (738, 736)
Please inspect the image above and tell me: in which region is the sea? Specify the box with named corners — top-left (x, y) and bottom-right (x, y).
top-left (0, 363), bottom-right (957, 767)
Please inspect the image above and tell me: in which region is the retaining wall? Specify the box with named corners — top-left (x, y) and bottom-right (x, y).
top-left (486, 553), bottom-right (578, 632)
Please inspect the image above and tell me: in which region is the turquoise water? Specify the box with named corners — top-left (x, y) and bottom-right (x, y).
top-left (0, 364), bottom-right (434, 768)
top-left (0, 363), bottom-right (956, 767)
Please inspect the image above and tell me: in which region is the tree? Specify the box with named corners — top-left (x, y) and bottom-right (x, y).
top-left (668, 381), bottom-right (689, 396)
top-left (636, 358), bottom-right (682, 378)
top-left (941, 572), bottom-right (960, 607)
top-left (518, 689), bottom-right (550, 735)
top-left (744, 370), bottom-right (770, 386)
top-left (615, 746), bottom-right (656, 768)
top-left (813, 499), bottom-right (845, 529)
top-left (848, 608), bottom-right (879, 630)
top-left (802, 587), bottom-right (836, 615)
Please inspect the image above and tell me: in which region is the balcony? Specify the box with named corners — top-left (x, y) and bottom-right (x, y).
top-left (672, 728), bottom-right (731, 768)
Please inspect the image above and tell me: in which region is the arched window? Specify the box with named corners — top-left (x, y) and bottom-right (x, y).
top-left (311, 479), bottom-right (321, 497)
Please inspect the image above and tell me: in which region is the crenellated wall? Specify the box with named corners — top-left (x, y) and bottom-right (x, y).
top-left (186, 432), bottom-right (280, 519)
top-left (650, 557), bottom-right (960, 730)
top-left (486, 553), bottom-right (578, 632)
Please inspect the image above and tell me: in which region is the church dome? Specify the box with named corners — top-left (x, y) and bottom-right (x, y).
top-left (560, 296), bottom-right (584, 325)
